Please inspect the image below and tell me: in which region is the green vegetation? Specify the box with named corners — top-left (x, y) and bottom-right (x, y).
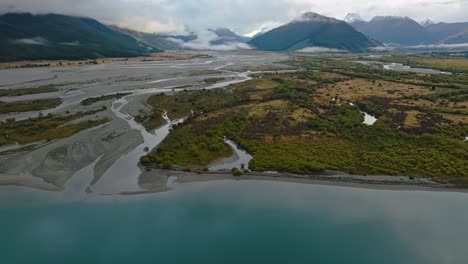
top-left (232, 168), bottom-right (243, 176)
top-left (140, 54), bottom-right (468, 186)
top-left (139, 81), bottom-right (279, 130)
top-left (80, 93), bottom-right (131, 106)
top-left (297, 55), bottom-right (468, 90)
top-left (204, 78), bottom-right (225, 84)
top-left (140, 123), bottom-right (233, 169)
top-left (361, 53), bottom-right (468, 74)
top-left (0, 109), bottom-right (108, 146)
top-left (0, 98), bottom-right (62, 114)
top-left (0, 85), bottom-right (58, 97)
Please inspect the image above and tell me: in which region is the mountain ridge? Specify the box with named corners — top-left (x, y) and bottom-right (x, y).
top-left (350, 15), bottom-right (468, 45)
top-left (0, 13), bottom-right (161, 62)
top-left (249, 12), bottom-right (382, 53)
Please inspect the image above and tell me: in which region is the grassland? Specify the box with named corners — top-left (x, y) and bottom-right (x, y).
top-left (139, 79), bottom-right (281, 130)
top-left (80, 93), bottom-right (131, 106)
top-left (203, 78), bottom-right (225, 84)
top-left (358, 52), bottom-right (468, 73)
top-left (0, 98), bottom-right (62, 114)
top-left (140, 54), bottom-right (468, 186)
top-left (0, 109), bottom-right (108, 147)
top-left (0, 84), bottom-right (58, 97)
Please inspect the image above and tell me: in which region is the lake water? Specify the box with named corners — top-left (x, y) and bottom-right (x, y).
top-left (1, 180), bottom-right (468, 264)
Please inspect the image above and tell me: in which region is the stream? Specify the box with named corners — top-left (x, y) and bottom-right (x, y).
top-left (362, 112), bottom-right (378, 125)
top-left (90, 69), bottom-right (260, 194)
top-left (91, 97), bottom-right (184, 194)
top-left (209, 138), bottom-right (253, 172)
top-left (354, 60), bottom-right (452, 75)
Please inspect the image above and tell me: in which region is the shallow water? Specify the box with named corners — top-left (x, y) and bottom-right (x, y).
top-left (1, 181), bottom-right (468, 264)
top-left (91, 98), bottom-right (183, 194)
top-left (362, 112), bottom-right (378, 125)
top-left (355, 61), bottom-right (452, 75)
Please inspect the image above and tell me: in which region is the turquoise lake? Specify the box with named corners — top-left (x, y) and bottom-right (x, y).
top-left (1, 180), bottom-right (468, 264)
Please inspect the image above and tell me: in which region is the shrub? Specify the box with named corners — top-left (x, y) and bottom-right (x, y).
top-left (232, 168), bottom-right (243, 176)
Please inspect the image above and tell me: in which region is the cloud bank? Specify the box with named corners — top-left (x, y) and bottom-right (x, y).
top-left (0, 0), bottom-right (467, 36)
top-left (168, 30), bottom-right (252, 51)
top-left (11, 36), bottom-right (49, 45)
top-left (297, 47), bottom-right (348, 53)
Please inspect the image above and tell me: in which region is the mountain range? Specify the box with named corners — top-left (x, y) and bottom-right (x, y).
top-left (347, 13), bottom-right (468, 45)
top-left (1, 12), bottom-right (468, 62)
top-left (116, 13), bottom-right (382, 53)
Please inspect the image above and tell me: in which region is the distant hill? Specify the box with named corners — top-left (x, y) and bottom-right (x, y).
top-left (350, 16), bottom-right (431, 45)
top-left (350, 16), bottom-right (468, 45)
top-left (426, 22), bottom-right (468, 43)
top-left (0, 13), bottom-right (160, 62)
top-left (249, 12), bottom-right (382, 53)
top-left (440, 30), bottom-right (468, 44)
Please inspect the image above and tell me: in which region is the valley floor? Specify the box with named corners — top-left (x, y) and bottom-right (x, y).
top-left (0, 51), bottom-right (467, 194)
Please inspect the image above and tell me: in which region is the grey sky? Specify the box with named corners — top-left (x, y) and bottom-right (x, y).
top-left (1, 0), bottom-right (467, 35)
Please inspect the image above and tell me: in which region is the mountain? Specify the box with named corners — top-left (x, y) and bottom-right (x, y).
top-left (420, 19), bottom-right (435, 27)
top-left (248, 12), bottom-right (382, 53)
top-left (350, 16), bottom-right (431, 45)
top-left (209, 28), bottom-right (250, 45)
top-left (440, 30), bottom-right (468, 44)
top-left (350, 16), bottom-right (468, 45)
top-left (344, 13), bottom-right (364, 24)
top-left (0, 13), bottom-right (160, 62)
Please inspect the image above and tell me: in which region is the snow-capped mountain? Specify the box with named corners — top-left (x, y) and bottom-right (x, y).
top-left (344, 13), bottom-right (364, 24)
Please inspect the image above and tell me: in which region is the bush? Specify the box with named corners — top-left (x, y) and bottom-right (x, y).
top-left (232, 168), bottom-right (243, 176)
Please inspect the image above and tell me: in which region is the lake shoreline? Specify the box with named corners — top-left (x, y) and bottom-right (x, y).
top-left (1, 168), bottom-right (467, 194)
top-left (137, 169), bottom-right (468, 194)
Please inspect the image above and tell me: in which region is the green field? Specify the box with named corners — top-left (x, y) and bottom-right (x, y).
top-left (0, 109), bottom-right (108, 147)
top-left (80, 93), bottom-right (131, 106)
top-left (0, 85), bottom-right (58, 97)
top-left (0, 98), bottom-right (62, 114)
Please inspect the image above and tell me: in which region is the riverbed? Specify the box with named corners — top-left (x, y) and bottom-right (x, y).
top-left (0, 51), bottom-right (290, 192)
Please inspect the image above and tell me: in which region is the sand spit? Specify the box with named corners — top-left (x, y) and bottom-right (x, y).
top-left (0, 115), bottom-right (143, 188)
top-left (137, 169), bottom-right (465, 194)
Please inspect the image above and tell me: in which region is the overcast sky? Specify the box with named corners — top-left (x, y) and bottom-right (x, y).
top-left (1, 0), bottom-right (467, 36)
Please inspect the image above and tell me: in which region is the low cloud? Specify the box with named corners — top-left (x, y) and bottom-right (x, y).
top-left (368, 42), bottom-right (468, 52)
top-left (60, 41), bottom-right (80, 46)
top-left (297, 46), bottom-right (348, 53)
top-left (368, 46), bottom-right (394, 52)
top-left (11, 36), bottom-right (49, 45)
top-left (168, 30), bottom-right (252, 51)
top-left (404, 43), bottom-right (468, 49)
